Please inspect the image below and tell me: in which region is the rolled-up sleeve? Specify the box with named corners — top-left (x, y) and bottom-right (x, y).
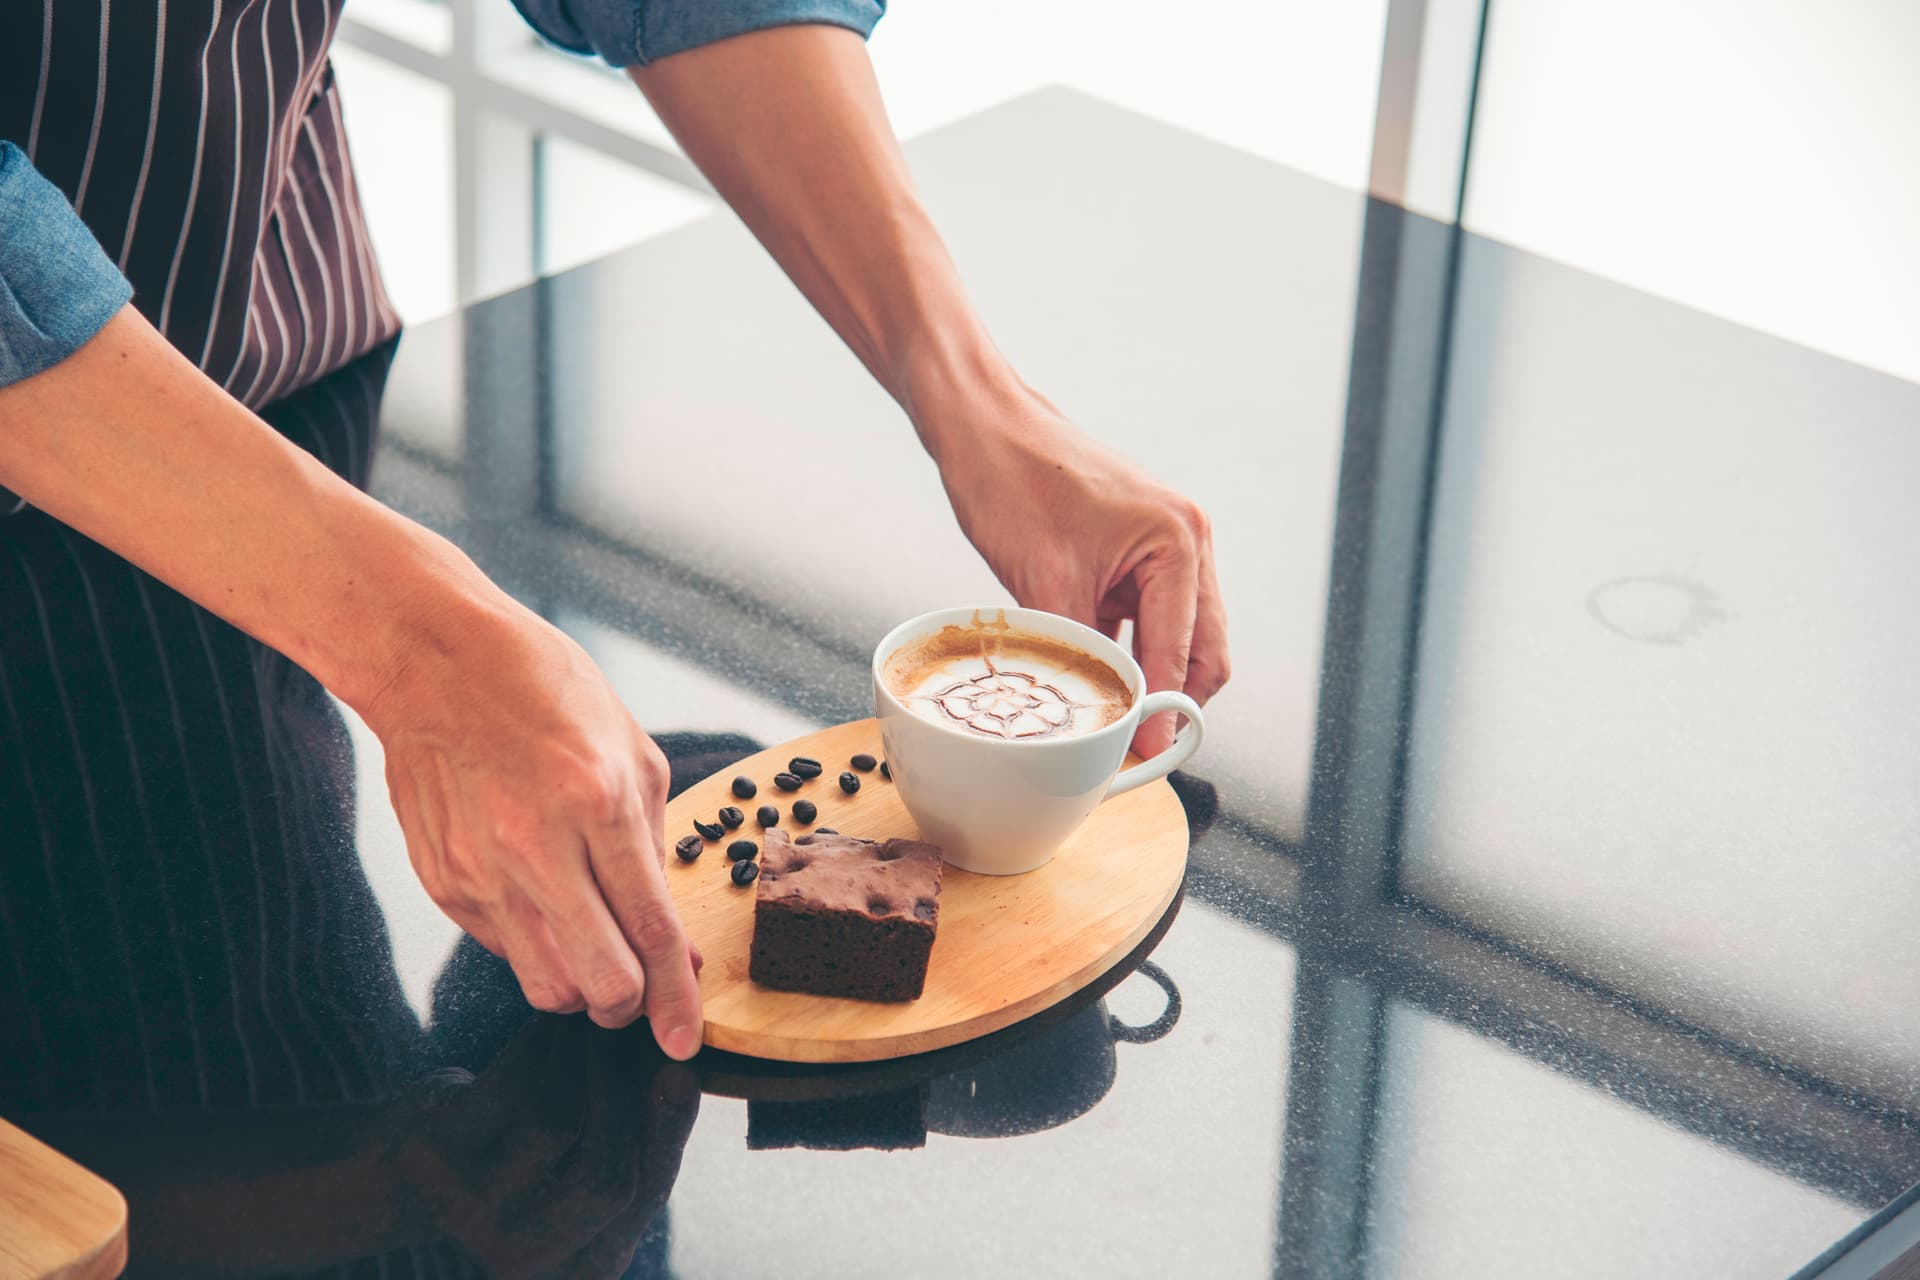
top-left (0, 142), bottom-right (133, 389)
top-left (507, 0), bottom-right (884, 69)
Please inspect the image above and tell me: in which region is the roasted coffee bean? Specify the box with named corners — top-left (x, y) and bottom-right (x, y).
top-left (814, 827), bottom-right (838, 835)
top-left (838, 771), bottom-right (861, 794)
top-left (731, 776), bottom-right (757, 799)
top-left (791, 799), bottom-right (818, 824)
top-left (756, 804), bottom-right (779, 828)
top-left (727, 839), bottom-right (758, 862)
top-left (850, 753), bottom-right (877, 772)
top-left (694, 819), bottom-right (725, 841)
top-left (731, 859), bottom-right (760, 887)
top-left (718, 805), bottom-right (745, 830)
top-left (788, 756), bottom-right (823, 779)
top-left (774, 771), bottom-right (804, 792)
top-left (675, 834), bottom-right (704, 862)
top-left (880, 760), bottom-right (892, 781)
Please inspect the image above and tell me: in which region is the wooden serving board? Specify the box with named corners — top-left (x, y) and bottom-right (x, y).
top-left (666, 719), bottom-right (1189, 1063)
top-left (0, 1118), bottom-right (126, 1280)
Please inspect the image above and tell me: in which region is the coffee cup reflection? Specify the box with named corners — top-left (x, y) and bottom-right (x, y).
top-left (925, 961), bottom-right (1181, 1138)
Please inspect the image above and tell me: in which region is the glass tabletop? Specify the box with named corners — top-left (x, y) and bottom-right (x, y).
top-left (2, 87), bottom-right (1914, 1278)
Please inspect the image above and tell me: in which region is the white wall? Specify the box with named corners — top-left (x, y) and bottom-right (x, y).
top-left (867, 1), bottom-right (1388, 189)
top-left (1464, 0), bottom-right (1920, 386)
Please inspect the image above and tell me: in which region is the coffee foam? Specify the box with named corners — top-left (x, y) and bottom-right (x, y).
top-left (883, 613), bottom-right (1132, 742)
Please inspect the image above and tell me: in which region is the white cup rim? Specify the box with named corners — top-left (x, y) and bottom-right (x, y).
top-left (871, 605), bottom-right (1147, 751)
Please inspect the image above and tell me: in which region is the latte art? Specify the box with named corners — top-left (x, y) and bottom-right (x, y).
top-left (925, 663), bottom-right (1093, 740)
top-left (883, 620), bottom-right (1133, 743)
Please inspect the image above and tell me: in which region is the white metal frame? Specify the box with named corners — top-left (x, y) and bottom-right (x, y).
top-left (1367, 0), bottom-right (1491, 221)
top-left (336, 0), bottom-right (710, 302)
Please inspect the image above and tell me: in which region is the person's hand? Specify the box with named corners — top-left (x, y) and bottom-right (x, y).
top-left (929, 388), bottom-right (1230, 759)
top-left (360, 592), bottom-right (703, 1057)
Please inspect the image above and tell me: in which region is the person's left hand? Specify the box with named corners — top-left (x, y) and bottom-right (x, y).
top-left (927, 387), bottom-right (1230, 761)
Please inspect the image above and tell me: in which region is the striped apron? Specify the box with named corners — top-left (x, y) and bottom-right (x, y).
top-left (0, 0), bottom-right (401, 409)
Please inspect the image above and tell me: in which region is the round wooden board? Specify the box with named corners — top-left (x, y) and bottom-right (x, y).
top-left (666, 718), bottom-right (1189, 1063)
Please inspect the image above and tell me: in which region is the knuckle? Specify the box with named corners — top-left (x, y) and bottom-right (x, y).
top-left (636, 739), bottom-right (672, 806)
top-left (440, 839), bottom-right (494, 903)
top-left (624, 897), bottom-right (685, 958)
top-left (562, 756), bottom-right (629, 827)
top-left (486, 800), bottom-right (547, 864)
top-left (520, 975), bottom-right (582, 1013)
top-left (422, 876), bottom-right (479, 922)
top-left (582, 966), bottom-right (643, 1020)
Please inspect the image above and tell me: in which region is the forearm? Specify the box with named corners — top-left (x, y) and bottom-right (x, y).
top-left (0, 306), bottom-right (508, 714)
top-left (629, 25), bottom-right (1034, 463)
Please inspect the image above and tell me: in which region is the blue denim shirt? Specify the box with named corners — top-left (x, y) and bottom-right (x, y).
top-left (0, 0), bottom-right (884, 395)
top-left (508, 0), bottom-right (883, 68)
top-left (0, 142), bottom-right (133, 389)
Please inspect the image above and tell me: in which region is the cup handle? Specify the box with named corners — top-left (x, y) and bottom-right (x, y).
top-left (1104, 691), bottom-right (1204, 800)
top-left (1108, 961), bottom-right (1183, 1044)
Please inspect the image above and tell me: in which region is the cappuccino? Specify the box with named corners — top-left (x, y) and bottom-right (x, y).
top-left (883, 614), bottom-right (1131, 742)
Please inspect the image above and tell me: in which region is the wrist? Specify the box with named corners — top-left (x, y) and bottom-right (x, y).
top-left (299, 501), bottom-right (519, 724)
top-left (896, 334), bottom-right (1053, 470)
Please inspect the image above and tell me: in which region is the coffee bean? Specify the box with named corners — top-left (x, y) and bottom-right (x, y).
top-left (788, 756), bottom-right (823, 779)
top-left (880, 760), bottom-right (892, 781)
top-left (850, 753), bottom-right (877, 772)
top-left (718, 805), bottom-right (745, 830)
top-left (774, 772), bottom-right (804, 792)
top-left (731, 776), bottom-right (757, 799)
top-left (731, 859), bottom-right (760, 887)
top-left (694, 819), bottom-right (724, 841)
top-left (839, 771), bottom-right (861, 794)
top-left (792, 799), bottom-right (818, 824)
top-left (675, 834), bottom-right (704, 862)
top-left (727, 839), bottom-right (758, 862)
top-left (756, 804), bottom-right (779, 828)
top-left (814, 828), bottom-right (838, 835)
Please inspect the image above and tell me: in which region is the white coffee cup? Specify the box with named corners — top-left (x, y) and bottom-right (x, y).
top-left (872, 606), bottom-right (1205, 875)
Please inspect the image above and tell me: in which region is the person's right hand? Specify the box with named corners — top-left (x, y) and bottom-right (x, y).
top-left (0, 305), bottom-right (702, 1056)
top-left (360, 593), bottom-right (703, 1058)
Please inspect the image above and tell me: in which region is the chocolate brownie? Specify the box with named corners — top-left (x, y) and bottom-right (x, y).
top-left (748, 829), bottom-right (944, 1002)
